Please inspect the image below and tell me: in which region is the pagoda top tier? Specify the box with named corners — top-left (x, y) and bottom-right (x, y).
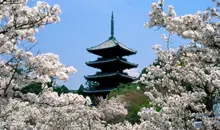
top-left (87, 12), bottom-right (137, 57)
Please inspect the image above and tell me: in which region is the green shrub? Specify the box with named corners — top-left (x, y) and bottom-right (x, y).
top-left (109, 83), bottom-right (150, 124)
top-left (109, 83), bottom-right (145, 98)
top-left (123, 91), bottom-right (151, 124)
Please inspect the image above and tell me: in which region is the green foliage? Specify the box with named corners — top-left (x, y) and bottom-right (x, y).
top-left (156, 107), bottom-right (162, 112)
top-left (70, 90), bottom-right (78, 94)
top-left (85, 81), bottom-right (99, 90)
top-left (177, 58), bottom-right (185, 66)
top-left (109, 83), bottom-right (150, 124)
top-left (53, 85), bottom-right (69, 96)
top-left (20, 82), bottom-right (70, 96)
top-left (140, 67), bottom-right (147, 76)
top-left (181, 82), bottom-right (193, 92)
top-left (109, 83), bottom-right (144, 98)
top-left (152, 58), bottom-right (162, 66)
top-left (124, 91), bottom-right (151, 124)
top-left (77, 84), bottom-right (84, 95)
top-left (21, 82), bottom-right (43, 94)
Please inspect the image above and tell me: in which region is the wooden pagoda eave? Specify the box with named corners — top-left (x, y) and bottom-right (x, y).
top-left (84, 72), bottom-right (136, 81)
top-left (87, 43), bottom-right (137, 54)
top-left (117, 43), bottom-right (137, 54)
top-left (87, 46), bottom-right (136, 57)
top-left (85, 57), bottom-right (138, 68)
top-left (86, 39), bottom-right (137, 56)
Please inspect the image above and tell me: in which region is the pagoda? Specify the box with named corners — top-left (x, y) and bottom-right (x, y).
top-left (84, 12), bottom-right (138, 97)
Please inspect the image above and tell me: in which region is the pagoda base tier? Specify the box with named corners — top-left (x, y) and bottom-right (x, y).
top-left (83, 87), bottom-right (117, 93)
top-left (83, 87), bottom-right (118, 98)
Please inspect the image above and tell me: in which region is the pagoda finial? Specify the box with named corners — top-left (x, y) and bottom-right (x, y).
top-left (109, 11), bottom-right (115, 39)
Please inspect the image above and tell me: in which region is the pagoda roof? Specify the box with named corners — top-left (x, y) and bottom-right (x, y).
top-left (85, 72), bottom-right (136, 82)
top-left (87, 12), bottom-right (137, 56)
top-left (87, 38), bottom-right (137, 56)
top-left (87, 38), bottom-right (136, 53)
top-left (86, 57), bottom-right (138, 69)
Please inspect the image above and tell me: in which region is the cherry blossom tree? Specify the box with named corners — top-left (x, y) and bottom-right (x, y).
top-left (0, 1), bottom-right (129, 129)
top-left (138, 0), bottom-right (220, 129)
top-left (0, 0), bottom-right (76, 97)
top-left (0, 89), bottom-right (128, 130)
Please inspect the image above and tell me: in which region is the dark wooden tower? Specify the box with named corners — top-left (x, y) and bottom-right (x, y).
top-left (84, 12), bottom-right (138, 97)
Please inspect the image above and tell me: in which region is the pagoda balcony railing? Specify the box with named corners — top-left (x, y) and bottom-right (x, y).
top-left (97, 57), bottom-right (127, 61)
top-left (96, 71), bottom-right (102, 74)
top-left (95, 71), bottom-right (128, 75)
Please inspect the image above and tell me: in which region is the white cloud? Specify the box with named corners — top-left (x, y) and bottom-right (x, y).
top-left (124, 68), bottom-right (140, 78)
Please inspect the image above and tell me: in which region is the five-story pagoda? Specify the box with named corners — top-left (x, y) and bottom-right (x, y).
top-left (84, 12), bottom-right (138, 97)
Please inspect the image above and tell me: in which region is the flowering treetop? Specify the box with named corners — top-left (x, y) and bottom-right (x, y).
top-left (0, 0), bottom-right (76, 97)
top-left (138, 0), bottom-right (220, 129)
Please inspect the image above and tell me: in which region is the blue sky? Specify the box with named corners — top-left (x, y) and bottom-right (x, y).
top-left (32, 0), bottom-right (213, 90)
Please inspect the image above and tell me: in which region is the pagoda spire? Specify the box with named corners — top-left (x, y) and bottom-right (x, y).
top-left (109, 11), bottom-right (115, 39)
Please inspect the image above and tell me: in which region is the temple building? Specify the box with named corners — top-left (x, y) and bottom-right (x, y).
top-left (84, 12), bottom-right (138, 97)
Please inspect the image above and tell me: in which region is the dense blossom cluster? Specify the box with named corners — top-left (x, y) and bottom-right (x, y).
top-left (0, 90), bottom-right (128, 129)
top-left (139, 0), bottom-right (220, 129)
top-left (0, 0), bottom-right (76, 96)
